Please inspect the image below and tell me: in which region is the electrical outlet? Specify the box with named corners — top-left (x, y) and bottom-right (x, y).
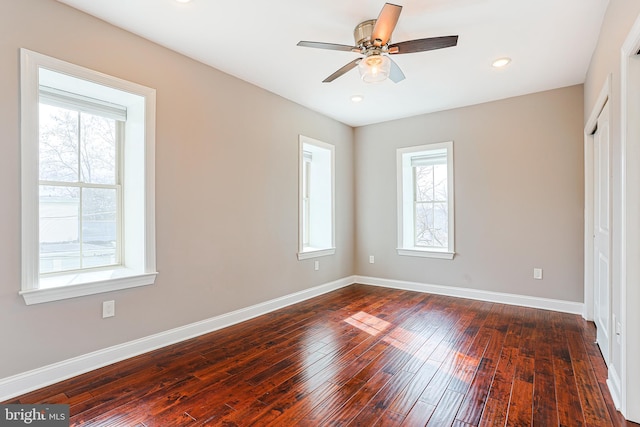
top-left (314, 261), bottom-right (319, 271)
top-left (369, 255), bottom-right (375, 264)
top-left (102, 300), bottom-right (115, 318)
top-left (533, 268), bottom-right (543, 280)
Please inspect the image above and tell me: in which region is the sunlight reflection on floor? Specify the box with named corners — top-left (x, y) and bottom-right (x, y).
top-left (343, 310), bottom-right (482, 390)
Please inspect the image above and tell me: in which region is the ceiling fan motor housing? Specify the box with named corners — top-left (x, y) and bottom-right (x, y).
top-left (354, 19), bottom-right (381, 48)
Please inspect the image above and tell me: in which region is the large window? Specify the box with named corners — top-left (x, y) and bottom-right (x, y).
top-left (397, 141), bottom-right (455, 259)
top-left (38, 89), bottom-right (123, 274)
top-left (298, 135), bottom-right (335, 260)
top-left (20, 49), bottom-right (157, 304)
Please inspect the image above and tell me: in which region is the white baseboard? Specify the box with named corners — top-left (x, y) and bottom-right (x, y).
top-left (355, 275), bottom-right (584, 315)
top-left (0, 276), bottom-right (354, 402)
top-left (607, 364), bottom-right (622, 410)
top-left (0, 274), bottom-right (585, 402)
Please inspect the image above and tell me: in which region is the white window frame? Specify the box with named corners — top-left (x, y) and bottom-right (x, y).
top-left (20, 49), bottom-right (157, 305)
top-left (397, 141), bottom-right (455, 259)
top-left (297, 135), bottom-right (335, 260)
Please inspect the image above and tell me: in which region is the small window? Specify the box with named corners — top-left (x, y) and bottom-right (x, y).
top-left (298, 135), bottom-right (335, 260)
top-left (397, 142), bottom-right (455, 259)
top-left (20, 49), bottom-right (157, 304)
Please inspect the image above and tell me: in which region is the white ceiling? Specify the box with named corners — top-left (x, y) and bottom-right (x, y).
top-left (56, 0), bottom-right (609, 127)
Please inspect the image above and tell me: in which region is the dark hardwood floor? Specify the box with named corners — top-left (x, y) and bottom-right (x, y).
top-left (4, 284), bottom-right (637, 426)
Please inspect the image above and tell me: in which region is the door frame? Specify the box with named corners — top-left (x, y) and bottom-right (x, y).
top-left (619, 13), bottom-right (640, 421)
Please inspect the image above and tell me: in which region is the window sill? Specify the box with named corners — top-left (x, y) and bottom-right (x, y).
top-left (297, 247), bottom-right (336, 260)
top-left (397, 248), bottom-right (455, 260)
top-left (20, 268), bottom-right (158, 305)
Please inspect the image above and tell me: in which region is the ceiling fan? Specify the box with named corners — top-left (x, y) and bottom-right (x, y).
top-left (297, 3), bottom-right (458, 84)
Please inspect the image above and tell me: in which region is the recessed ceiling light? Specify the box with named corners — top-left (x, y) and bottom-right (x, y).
top-left (175, 0), bottom-right (191, 3)
top-left (351, 95), bottom-right (364, 103)
top-left (492, 57), bottom-right (511, 68)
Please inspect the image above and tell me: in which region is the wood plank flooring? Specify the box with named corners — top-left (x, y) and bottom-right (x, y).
top-left (4, 284), bottom-right (637, 426)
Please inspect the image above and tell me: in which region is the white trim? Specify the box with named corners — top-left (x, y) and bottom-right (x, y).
top-left (297, 248), bottom-right (336, 260)
top-left (20, 49), bottom-right (40, 294)
top-left (619, 14), bottom-right (640, 422)
top-left (396, 248), bottom-right (455, 259)
top-left (355, 275), bottom-right (584, 315)
top-left (619, 37), bottom-right (631, 426)
top-left (608, 364), bottom-right (622, 410)
top-left (0, 276), bottom-right (354, 401)
top-left (298, 135), bottom-right (335, 258)
top-left (397, 141), bottom-right (455, 255)
top-left (19, 272), bottom-right (157, 305)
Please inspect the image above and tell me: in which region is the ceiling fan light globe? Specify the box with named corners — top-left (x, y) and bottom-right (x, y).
top-left (358, 54), bottom-right (391, 83)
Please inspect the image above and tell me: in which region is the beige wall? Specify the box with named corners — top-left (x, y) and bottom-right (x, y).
top-left (584, 1), bottom-right (640, 421)
top-left (355, 85), bottom-right (585, 302)
top-left (0, 0), bottom-right (354, 378)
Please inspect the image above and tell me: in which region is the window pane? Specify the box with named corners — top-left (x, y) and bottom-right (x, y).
top-left (415, 202), bottom-right (433, 246)
top-left (415, 202), bottom-right (448, 248)
top-left (82, 187), bottom-right (118, 268)
top-left (434, 163), bottom-right (448, 201)
top-left (433, 202), bottom-right (449, 247)
top-left (39, 103), bottom-right (79, 182)
top-left (81, 112), bottom-right (117, 185)
top-left (39, 185), bottom-right (80, 273)
top-left (415, 165), bottom-right (434, 202)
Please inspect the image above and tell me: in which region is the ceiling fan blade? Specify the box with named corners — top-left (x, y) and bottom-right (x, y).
top-left (388, 35), bottom-right (458, 54)
top-left (371, 3), bottom-right (402, 47)
top-left (388, 58), bottom-right (405, 83)
top-left (323, 58), bottom-right (361, 82)
top-left (297, 41), bottom-right (358, 52)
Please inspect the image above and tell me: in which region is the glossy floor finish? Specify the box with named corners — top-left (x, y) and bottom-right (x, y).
top-left (5, 284), bottom-right (637, 426)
